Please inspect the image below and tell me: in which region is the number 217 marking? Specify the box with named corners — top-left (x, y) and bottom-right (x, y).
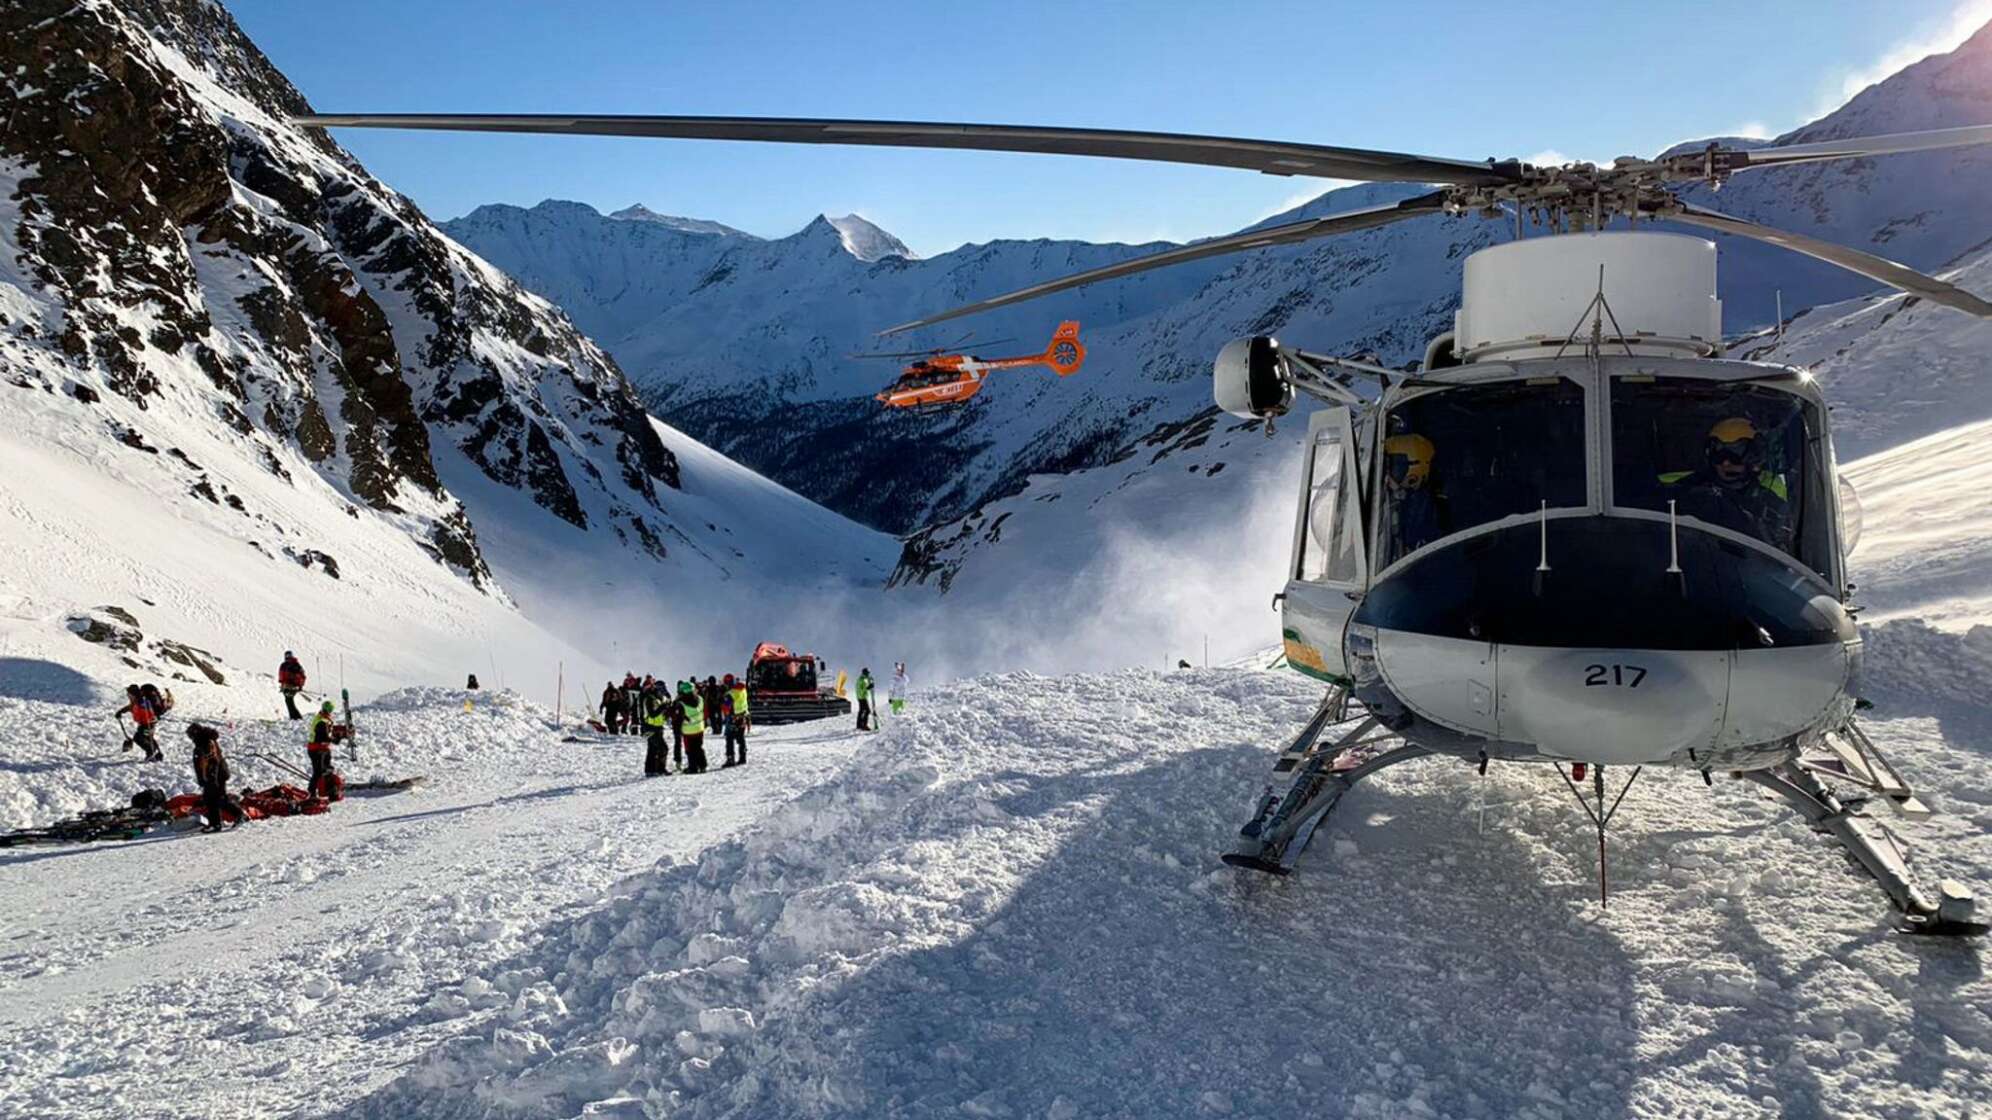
top-left (1584, 664), bottom-right (1647, 688)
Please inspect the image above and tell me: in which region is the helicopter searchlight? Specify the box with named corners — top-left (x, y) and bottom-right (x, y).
top-left (298, 109), bottom-right (1992, 933)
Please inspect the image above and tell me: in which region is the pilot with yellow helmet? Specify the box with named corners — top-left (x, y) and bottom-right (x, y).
top-left (1383, 431), bottom-right (1445, 558)
top-left (1661, 416), bottom-right (1793, 550)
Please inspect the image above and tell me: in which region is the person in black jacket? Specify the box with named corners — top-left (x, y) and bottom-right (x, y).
top-left (600, 681), bottom-right (628, 734)
top-left (187, 723), bottom-right (238, 833)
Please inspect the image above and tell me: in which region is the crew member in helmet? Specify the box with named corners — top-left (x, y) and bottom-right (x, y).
top-left (1662, 416), bottom-right (1792, 552)
top-left (306, 700), bottom-right (341, 799)
top-left (1382, 432), bottom-right (1446, 560)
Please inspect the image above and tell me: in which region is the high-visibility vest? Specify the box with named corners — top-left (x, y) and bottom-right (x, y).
top-left (728, 685), bottom-right (749, 717)
top-left (856, 675), bottom-right (873, 700)
top-left (308, 712), bottom-right (334, 750)
top-left (643, 693), bottom-right (667, 728)
top-left (679, 696), bottom-right (705, 736)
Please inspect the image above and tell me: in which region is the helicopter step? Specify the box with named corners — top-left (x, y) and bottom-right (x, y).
top-left (1226, 689), bottom-right (1431, 874)
top-left (1797, 720), bottom-right (1931, 820)
top-left (1740, 758), bottom-right (1985, 937)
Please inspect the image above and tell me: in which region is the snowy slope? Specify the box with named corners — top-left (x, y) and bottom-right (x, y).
top-left (1844, 416), bottom-right (1992, 634)
top-left (442, 24), bottom-right (1992, 533)
top-left (149, 664), bottom-right (1982, 1120)
top-left (0, 0), bottom-right (895, 702)
top-left (1745, 240), bottom-right (1992, 459)
top-left (0, 690), bottom-right (863, 1118)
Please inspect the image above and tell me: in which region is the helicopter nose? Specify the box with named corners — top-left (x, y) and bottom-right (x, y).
top-left (1357, 516), bottom-right (1857, 763)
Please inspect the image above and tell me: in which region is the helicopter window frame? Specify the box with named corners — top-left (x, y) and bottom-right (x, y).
top-left (1293, 407), bottom-right (1367, 588)
top-left (1367, 372), bottom-right (1597, 584)
top-left (1601, 373), bottom-right (1840, 591)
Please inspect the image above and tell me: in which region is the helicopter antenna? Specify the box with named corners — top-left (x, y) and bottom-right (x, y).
top-left (1552, 265), bottom-right (1638, 361)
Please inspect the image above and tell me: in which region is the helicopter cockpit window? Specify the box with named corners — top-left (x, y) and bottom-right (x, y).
top-left (1298, 425), bottom-right (1360, 583)
top-left (1376, 379), bottom-right (1588, 568)
top-left (1610, 378), bottom-right (1831, 578)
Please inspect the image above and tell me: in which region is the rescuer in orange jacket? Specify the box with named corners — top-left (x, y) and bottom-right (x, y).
top-left (117, 684), bottom-right (163, 761)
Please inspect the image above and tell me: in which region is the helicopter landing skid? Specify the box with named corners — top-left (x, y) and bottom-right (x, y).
top-left (1740, 761), bottom-right (1985, 937)
top-left (1225, 689), bottom-right (1430, 875)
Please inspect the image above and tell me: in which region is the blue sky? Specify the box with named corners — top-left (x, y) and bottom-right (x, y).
top-left (227, 0), bottom-right (1991, 257)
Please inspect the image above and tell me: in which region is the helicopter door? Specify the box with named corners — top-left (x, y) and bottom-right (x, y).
top-left (1281, 407), bottom-right (1367, 684)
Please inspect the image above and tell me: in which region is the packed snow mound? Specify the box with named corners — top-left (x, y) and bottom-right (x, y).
top-left (0, 689), bottom-right (864, 1120)
top-left (347, 666), bottom-right (1992, 1119)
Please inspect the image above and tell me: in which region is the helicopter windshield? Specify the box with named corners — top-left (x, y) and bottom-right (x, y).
top-left (1376, 378), bottom-right (1588, 569)
top-left (1611, 377), bottom-right (1832, 578)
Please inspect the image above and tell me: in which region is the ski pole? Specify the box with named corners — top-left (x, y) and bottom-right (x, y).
top-left (252, 751), bottom-right (312, 782)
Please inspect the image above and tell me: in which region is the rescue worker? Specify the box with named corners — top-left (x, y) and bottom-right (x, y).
top-left (622, 673), bottom-right (642, 735)
top-left (278, 651), bottom-right (307, 720)
top-left (186, 723), bottom-right (238, 833)
top-left (889, 662), bottom-right (909, 716)
top-left (723, 673), bottom-right (750, 767)
top-left (702, 676), bottom-right (724, 736)
top-left (855, 668), bottom-right (876, 731)
top-left (600, 680), bottom-right (628, 735)
top-left (640, 680), bottom-right (672, 775)
top-left (117, 684), bottom-right (163, 761)
top-left (306, 700), bottom-right (339, 799)
top-left (1661, 416), bottom-right (1794, 553)
top-left (670, 679), bottom-right (686, 768)
top-left (1382, 432), bottom-right (1445, 559)
top-left (674, 681), bottom-right (710, 773)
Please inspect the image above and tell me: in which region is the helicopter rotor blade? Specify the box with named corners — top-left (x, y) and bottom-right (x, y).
top-left (878, 190), bottom-right (1451, 335)
top-left (293, 113), bottom-right (1522, 186)
top-left (1668, 203), bottom-right (1992, 317)
top-left (1731, 123), bottom-right (1992, 172)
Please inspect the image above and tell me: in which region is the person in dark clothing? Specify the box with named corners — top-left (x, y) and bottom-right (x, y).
top-left (670, 679), bottom-right (687, 769)
top-left (306, 700), bottom-right (340, 799)
top-left (673, 681), bottom-right (710, 773)
top-left (187, 723), bottom-right (238, 832)
top-left (278, 652), bottom-right (307, 720)
top-left (855, 668), bottom-right (876, 732)
top-left (622, 673), bottom-right (642, 735)
top-left (640, 682), bottom-right (672, 776)
top-left (466, 673), bottom-right (481, 690)
top-left (118, 684), bottom-right (164, 761)
top-left (600, 681), bottom-right (628, 734)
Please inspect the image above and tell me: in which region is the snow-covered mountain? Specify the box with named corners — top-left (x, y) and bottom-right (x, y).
top-left (0, 0), bottom-right (894, 697)
top-left (443, 24), bottom-right (1992, 535)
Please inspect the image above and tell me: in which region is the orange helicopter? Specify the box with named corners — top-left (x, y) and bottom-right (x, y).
top-left (861, 322), bottom-right (1084, 410)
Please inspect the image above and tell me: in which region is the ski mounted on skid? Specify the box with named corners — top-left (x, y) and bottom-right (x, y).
top-left (1224, 687), bottom-right (1985, 936)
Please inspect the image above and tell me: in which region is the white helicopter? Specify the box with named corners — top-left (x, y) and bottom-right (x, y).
top-left (297, 110), bottom-right (1992, 934)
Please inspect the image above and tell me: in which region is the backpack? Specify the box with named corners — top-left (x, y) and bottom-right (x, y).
top-left (139, 683), bottom-right (173, 714)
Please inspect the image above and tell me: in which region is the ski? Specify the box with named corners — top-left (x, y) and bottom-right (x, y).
top-left (342, 687), bottom-right (356, 762)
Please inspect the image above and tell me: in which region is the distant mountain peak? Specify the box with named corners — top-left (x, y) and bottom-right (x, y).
top-left (608, 204), bottom-right (752, 239)
top-left (824, 213), bottom-right (914, 262)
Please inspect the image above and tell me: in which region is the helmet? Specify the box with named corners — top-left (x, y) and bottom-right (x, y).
top-left (1705, 417), bottom-right (1764, 473)
top-left (678, 681), bottom-right (694, 696)
top-left (284, 650), bottom-right (294, 658)
top-left (320, 700), bottom-right (335, 713)
top-left (1383, 433), bottom-right (1435, 488)
top-left (723, 674), bottom-right (735, 686)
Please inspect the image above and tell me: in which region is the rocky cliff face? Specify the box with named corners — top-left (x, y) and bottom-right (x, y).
top-left (0, 0), bottom-right (688, 592)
